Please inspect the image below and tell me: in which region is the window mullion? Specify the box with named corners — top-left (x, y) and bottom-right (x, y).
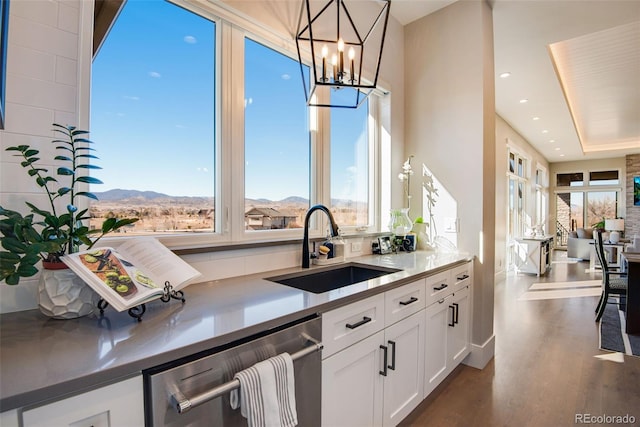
top-left (228, 24), bottom-right (246, 241)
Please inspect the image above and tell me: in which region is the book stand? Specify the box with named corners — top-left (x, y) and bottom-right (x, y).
top-left (97, 281), bottom-right (186, 321)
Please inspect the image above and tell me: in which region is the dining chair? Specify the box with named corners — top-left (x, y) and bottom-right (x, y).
top-left (594, 229), bottom-right (628, 322)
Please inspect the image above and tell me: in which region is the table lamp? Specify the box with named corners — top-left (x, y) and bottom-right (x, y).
top-left (605, 218), bottom-right (624, 244)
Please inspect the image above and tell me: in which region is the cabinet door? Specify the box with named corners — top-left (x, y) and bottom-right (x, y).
top-left (322, 330), bottom-right (385, 427)
top-left (382, 311), bottom-right (425, 427)
top-left (449, 286), bottom-right (471, 366)
top-left (423, 296), bottom-right (452, 398)
top-left (22, 376), bottom-right (143, 427)
top-left (0, 410), bottom-right (19, 427)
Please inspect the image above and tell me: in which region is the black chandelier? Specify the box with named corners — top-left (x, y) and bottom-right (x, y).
top-left (295, 0), bottom-right (391, 109)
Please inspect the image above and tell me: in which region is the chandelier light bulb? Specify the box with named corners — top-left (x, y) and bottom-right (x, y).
top-left (348, 47), bottom-right (355, 82)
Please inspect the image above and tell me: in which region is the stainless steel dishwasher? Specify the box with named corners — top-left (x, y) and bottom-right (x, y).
top-left (144, 315), bottom-right (322, 426)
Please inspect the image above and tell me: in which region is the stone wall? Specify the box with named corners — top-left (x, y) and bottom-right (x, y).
top-left (626, 154), bottom-right (640, 238)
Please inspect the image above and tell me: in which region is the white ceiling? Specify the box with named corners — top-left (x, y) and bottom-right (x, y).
top-left (390, 0), bottom-right (640, 163)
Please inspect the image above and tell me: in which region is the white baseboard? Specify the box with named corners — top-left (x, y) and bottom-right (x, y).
top-left (463, 334), bottom-right (495, 369)
top-left (494, 270), bottom-right (506, 283)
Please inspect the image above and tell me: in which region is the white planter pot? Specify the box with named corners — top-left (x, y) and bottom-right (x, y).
top-left (38, 267), bottom-right (99, 319)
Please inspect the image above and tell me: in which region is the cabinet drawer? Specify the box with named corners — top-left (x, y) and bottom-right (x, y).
top-left (322, 293), bottom-right (385, 358)
top-left (425, 270), bottom-right (453, 306)
top-left (451, 262), bottom-right (472, 292)
top-left (385, 279), bottom-right (426, 327)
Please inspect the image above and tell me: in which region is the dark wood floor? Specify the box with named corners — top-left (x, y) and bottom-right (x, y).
top-left (399, 251), bottom-right (640, 427)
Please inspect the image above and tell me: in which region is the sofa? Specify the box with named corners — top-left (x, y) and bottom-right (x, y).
top-left (567, 228), bottom-right (595, 260)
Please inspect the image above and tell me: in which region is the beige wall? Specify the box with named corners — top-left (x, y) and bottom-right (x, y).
top-left (404, 0), bottom-right (495, 368)
top-left (494, 115), bottom-right (549, 278)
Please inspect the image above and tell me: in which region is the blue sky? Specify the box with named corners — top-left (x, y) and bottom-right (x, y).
top-left (91, 0), bottom-right (367, 201)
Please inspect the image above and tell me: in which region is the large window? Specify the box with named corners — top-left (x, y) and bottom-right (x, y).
top-left (90, 0), bottom-right (383, 246)
top-left (90, 0), bottom-right (216, 234)
top-left (244, 39), bottom-right (310, 231)
top-left (330, 90), bottom-right (371, 227)
top-left (554, 169), bottom-right (620, 246)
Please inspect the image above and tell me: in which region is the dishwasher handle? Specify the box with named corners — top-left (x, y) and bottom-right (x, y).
top-left (171, 334), bottom-right (323, 414)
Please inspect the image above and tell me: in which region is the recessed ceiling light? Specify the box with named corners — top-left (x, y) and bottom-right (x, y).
top-left (559, 154), bottom-right (565, 157)
top-left (542, 130), bottom-right (549, 134)
top-left (499, 72), bottom-right (511, 78)
top-left (555, 147), bottom-right (561, 151)
top-left (519, 99), bottom-right (528, 104)
top-left (549, 139), bottom-right (555, 143)
top-left (532, 117), bottom-right (540, 121)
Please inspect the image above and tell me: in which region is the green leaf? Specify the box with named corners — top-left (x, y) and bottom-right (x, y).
top-left (3, 274), bottom-right (20, 285)
top-left (0, 252), bottom-right (21, 262)
top-left (76, 176), bottom-right (103, 185)
top-left (1, 238), bottom-right (27, 253)
top-left (76, 154), bottom-right (99, 160)
top-left (76, 192), bottom-right (99, 201)
top-left (57, 167), bottom-right (74, 176)
top-left (115, 218), bottom-right (139, 228)
top-left (76, 164), bottom-right (102, 170)
top-left (54, 155), bottom-right (72, 161)
top-left (6, 145), bottom-right (29, 152)
top-left (16, 264), bottom-right (39, 277)
top-left (24, 149), bottom-right (39, 157)
top-left (58, 187), bottom-right (71, 196)
top-left (101, 217), bottom-right (117, 233)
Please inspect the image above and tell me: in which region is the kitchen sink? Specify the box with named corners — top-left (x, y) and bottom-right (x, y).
top-left (267, 263), bottom-right (401, 294)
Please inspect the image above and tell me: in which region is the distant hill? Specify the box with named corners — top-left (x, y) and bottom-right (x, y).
top-left (93, 189), bottom-right (360, 207)
top-left (94, 189), bottom-right (170, 200)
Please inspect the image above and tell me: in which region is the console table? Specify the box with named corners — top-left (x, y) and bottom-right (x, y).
top-left (622, 252), bottom-right (640, 335)
top-left (514, 236), bottom-right (553, 276)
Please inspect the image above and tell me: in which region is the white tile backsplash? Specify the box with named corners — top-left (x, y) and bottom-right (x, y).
top-left (3, 103), bottom-right (55, 135)
top-left (9, 0), bottom-right (59, 28)
top-left (0, 277), bottom-right (39, 313)
top-left (11, 15), bottom-right (78, 59)
top-left (0, 0), bottom-right (88, 314)
top-left (9, 74), bottom-right (76, 112)
top-left (55, 56), bottom-right (78, 86)
top-left (57, 2), bottom-right (80, 34)
top-left (9, 45), bottom-right (56, 82)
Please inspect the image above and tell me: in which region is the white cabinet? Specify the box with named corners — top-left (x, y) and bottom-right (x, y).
top-left (21, 376), bottom-right (144, 427)
top-left (381, 310), bottom-right (425, 426)
top-left (423, 281), bottom-right (472, 398)
top-left (322, 330), bottom-right (385, 427)
top-left (322, 262), bottom-right (473, 426)
top-left (0, 409), bottom-right (19, 427)
top-left (449, 286), bottom-right (471, 366)
top-left (423, 293), bottom-right (452, 397)
top-left (322, 279), bottom-right (425, 427)
top-left (514, 236), bottom-right (553, 276)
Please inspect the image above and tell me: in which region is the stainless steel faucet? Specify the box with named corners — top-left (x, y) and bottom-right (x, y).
top-left (302, 204), bottom-right (340, 268)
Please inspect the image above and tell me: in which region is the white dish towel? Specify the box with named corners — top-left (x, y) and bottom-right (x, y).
top-left (230, 352), bottom-right (298, 427)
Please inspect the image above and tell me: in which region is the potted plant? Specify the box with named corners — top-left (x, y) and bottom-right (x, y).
top-left (0, 124), bottom-right (138, 317)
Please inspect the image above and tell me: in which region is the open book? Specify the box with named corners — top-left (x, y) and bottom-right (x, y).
top-left (62, 237), bottom-right (202, 312)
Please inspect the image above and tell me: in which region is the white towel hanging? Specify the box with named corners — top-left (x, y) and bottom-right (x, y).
top-left (230, 352), bottom-right (298, 427)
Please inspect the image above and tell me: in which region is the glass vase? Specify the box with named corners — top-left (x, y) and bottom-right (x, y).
top-left (389, 208), bottom-right (412, 236)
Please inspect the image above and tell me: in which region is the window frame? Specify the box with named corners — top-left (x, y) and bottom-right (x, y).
top-left (88, 0), bottom-right (385, 250)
